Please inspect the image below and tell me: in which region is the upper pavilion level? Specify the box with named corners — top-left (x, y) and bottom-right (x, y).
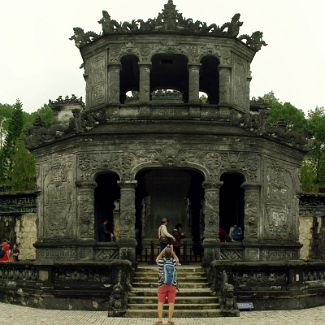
top-left (70, 0), bottom-right (267, 111)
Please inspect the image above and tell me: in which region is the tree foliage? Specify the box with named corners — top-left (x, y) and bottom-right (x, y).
top-left (0, 100), bottom-right (24, 188)
top-left (306, 107), bottom-right (325, 189)
top-left (254, 91), bottom-right (307, 132)
top-left (256, 92), bottom-right (325, 193)
top-left (0, 101), bottom-right (53, 191)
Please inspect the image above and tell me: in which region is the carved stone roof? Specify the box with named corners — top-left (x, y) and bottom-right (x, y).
top-left (70, 0), bottom-right (267, 52)
top-left (49, 95), bottom-right (85, 110)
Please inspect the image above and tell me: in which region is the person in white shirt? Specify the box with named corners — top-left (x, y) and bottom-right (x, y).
top-left (158, 218), bottom-right (175, 251)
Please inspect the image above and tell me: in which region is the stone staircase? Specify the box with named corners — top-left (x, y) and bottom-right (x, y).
top-left (126, 264), bottom-right (221, 317)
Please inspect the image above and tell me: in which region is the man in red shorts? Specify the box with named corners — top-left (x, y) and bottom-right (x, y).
top-left (155, 245), bottom-right (179, 325)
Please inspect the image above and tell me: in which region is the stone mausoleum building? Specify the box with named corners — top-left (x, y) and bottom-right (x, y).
top-left (1, 0), bottom-right (325, 316)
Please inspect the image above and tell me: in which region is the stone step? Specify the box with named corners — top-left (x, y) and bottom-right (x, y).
top-left (128, 303), bottom-right (220, 310)
top-left (135, 271), bottom-right (206, 277)
top-left (126, 309), bottom-right (222, 318)
top-left (137, 266), bottom-right (205, 274)
top-left (129, 264), bottom-right (220, 317)
top-left (137, 264), bottom-right (204, 272)
top-left (128, 296), bottom-right (218, 304)
top-left (129, 288), bottom-right (214, 296)
top-left (133, 273), bottom-right (206, 282)
top-left (132, 282), bottom-right (209, 288)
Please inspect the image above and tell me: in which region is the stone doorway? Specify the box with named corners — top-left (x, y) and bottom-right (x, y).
top-left (94, 172), bottom-right (120, 241)
top-left (219, 172), bottom-right (245, 241)
top-left (135, 168), bottom-right (204, 262)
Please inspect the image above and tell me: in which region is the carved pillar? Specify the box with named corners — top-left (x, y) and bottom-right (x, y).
top-left (76, 180), bottom-right (97, 241)
top-left (202, 181), bottom-right (222, 264)
top-left (139, 64), bottom-right (151, 104)
top-left (108, 64), bottom-right (121, 104)
top-left (241, 183), bottom-right (261, 260)
top-left (118, 180), bottom-right (137, 262)
top-left (188, 64), bottom-right (200, 104)
top-left (218, 65), bottom-right (231, 105)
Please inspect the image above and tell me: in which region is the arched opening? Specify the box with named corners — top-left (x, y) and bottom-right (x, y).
top-left (135, 168), bottom-right (204, 262)
top-left (120, 55), bottom-right (139, 104)
top-left (150, 54), bottom-right (189, 102)
top-left (200, 55), bottom-right (219, 104)
top-left (94, 172), bottom-right (120, 242)
top-left (219, 172), bottom-right (245, 241)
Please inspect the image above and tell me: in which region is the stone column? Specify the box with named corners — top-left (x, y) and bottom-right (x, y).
top-left (76, 180), bottom-right (97, 241)
top-left (108, 64), bottom-right (121, 105)
top-left (202, 181), bottom-right (222, 264)
top-left (188, 64), bottom-right (200, 104)
top-left (139, 64), bottom-right (151, 104)
top-left (218, 65), bottom-right (231, 105)
top-left (241, 183), bottom-right (261, 260)
top-left (118, 180), bottom-right (137, 262)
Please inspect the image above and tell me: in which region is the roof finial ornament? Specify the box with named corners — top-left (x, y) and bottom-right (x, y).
top-left (220, 13), bottom-right (243, 37)
top-left (70, 0), bottom-right (266, 52)
top-left (156, 0), bottom-right (182, 31)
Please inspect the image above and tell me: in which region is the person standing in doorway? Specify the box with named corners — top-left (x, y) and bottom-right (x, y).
top-left (155, 245), bottom-right (179, 325)
top-left (172, 224), bottom-right (185, 259)
top-left (12, 244), bottom-right (20, 262)
top-left (158, 218), bottom-right (175, 251)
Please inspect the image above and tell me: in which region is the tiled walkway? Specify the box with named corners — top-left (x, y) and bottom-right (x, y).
top-left (0, 303), bottom-right (325, 325)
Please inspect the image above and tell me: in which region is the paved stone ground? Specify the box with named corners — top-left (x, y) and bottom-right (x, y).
top-left (0, 303), bottom-right (325, 325)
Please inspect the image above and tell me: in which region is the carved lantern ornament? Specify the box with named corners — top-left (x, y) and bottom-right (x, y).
top-left (69, 0), bottom-right (267, 52)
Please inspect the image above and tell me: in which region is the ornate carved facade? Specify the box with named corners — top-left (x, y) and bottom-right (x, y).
top-left (25, 1), bottom-right (308, 264)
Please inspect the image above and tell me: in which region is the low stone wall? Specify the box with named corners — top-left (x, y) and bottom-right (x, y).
top-left (207, 260), bottom-right (325, 310)
top-left (0, 260), bottom-right (133, 313)
top-left (0, 191), bottom-right (37, 260)
top-left (15, 213), bottom-right (37, 260)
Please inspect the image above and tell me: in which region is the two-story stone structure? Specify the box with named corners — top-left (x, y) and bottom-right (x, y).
top-left (1, 1), bottom-right (321, 313)
top-left (24, 0), bottom-right (310, 266)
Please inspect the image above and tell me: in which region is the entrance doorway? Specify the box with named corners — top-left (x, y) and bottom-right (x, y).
top-left (135, 168), bottom-right (204, 262)
top-left (94, 172), bottom-right (120, 242)
top-left (219, 172), bottom-right (245, 241)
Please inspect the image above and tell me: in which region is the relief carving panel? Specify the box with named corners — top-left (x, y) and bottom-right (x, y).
top-left (232, 55), bottom-right (249, 109)
top-left (220, 152), bottom-right (260, 182)
top-left (42, 154), bottom-right (76, 239)
top-left (263, 159), bottom-right (298, 240)
top-left (86, 52), bottom-right (107, 107)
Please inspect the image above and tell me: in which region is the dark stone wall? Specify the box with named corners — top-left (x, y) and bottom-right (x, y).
top-left (0, 215), bottom-right (15, 244)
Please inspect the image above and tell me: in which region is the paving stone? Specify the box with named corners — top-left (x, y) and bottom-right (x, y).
top-left (1, 302), bottom-right (325, 324)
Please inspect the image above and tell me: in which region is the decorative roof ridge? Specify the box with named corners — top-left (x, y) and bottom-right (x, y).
top-left (70, 0), bottom-right (267, 52)
top-left (49, 95), bottom-right (85, 110)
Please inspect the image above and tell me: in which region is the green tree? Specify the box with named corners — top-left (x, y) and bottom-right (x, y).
top-left (0, 101), bottom-right (53, 191)
top-left (255, 91), bottom-right (307, 132)
top-left (6, 139), bottom-right (36, 191)
top-left (253, 92), bottom-right (325, 193)
top-left (26, 104), bottom-right (53, 129)
top-left (307, 107), bottom-right (325, 190)
top-left (0, 100), bottom-right (24, 187)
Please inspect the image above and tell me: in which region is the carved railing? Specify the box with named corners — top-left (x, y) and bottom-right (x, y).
top-left (0, 260), bottom-right (133, 315)
top-left (207, 260), bottom-right (325, 310)
top-left (137, 241), bottom-right (202, 264)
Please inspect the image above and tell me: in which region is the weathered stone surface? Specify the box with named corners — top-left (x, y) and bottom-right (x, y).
top-left (15, 213), bottom-right (37, 260)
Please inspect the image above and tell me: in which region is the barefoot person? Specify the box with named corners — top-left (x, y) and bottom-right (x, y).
top-left (155, 245), bottom-right (179, 325)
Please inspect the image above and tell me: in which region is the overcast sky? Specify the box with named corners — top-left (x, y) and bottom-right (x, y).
top-left (0, 0), bottom-right (324, 114)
